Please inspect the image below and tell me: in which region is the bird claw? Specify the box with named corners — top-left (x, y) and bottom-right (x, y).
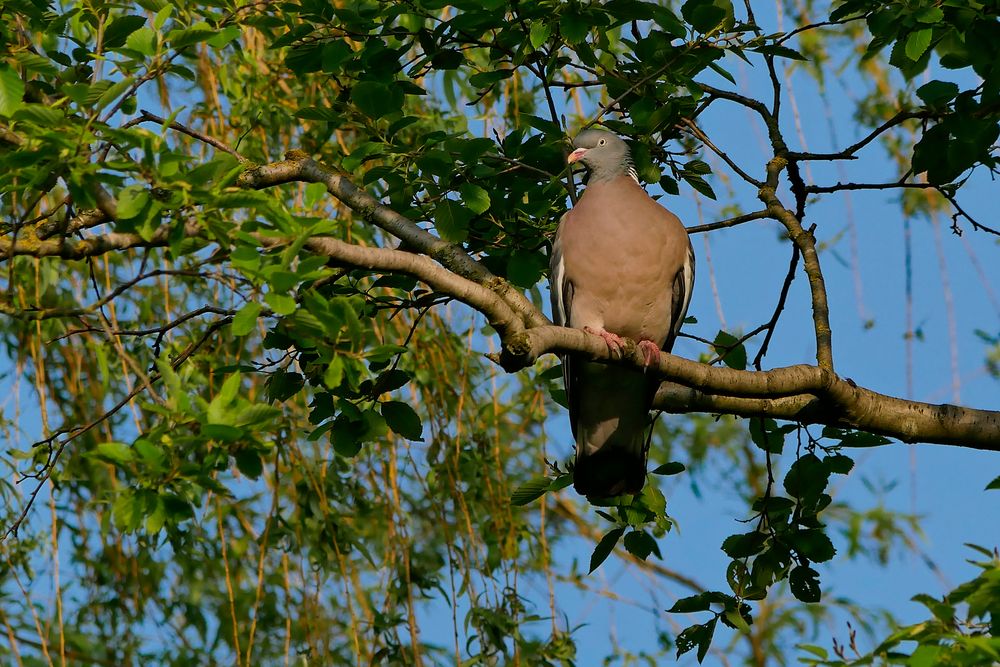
top-left (637, 340), bottom-right (661, 368)
top-left (584, 326), bottom-right (625, 358)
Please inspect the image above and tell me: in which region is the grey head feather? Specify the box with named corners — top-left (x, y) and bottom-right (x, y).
top-left (571, 130), bottom-right (638, 183)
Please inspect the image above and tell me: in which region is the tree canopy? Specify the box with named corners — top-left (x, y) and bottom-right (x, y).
top-left (1, 0), bottom-right (999, 665)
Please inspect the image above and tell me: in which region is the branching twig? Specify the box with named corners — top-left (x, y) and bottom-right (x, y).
top-left (686, 209), bottom-right (771, 234)
top-left (753, 243), bottom-right (801, 370)
top-left (129, 109), bottom-right (246, 160)
top-left (804, 180), bottom-right (935, 195)
top-left (759, 157), bottom-right (833, 370)
top-left (680, 118), bottom-right (764, 187)
top-left (237, 152), bottom-right (548, 330)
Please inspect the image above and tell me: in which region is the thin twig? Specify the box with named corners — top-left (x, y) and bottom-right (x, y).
top-left (1, 317), bottom-right (231, 541)
top-left (753, 243), bottom-right (801, 370)
top-left (804, 180), bottom-right (935, 195)
top-left (686, 210), bottom-right (772, 235)
top-left (131, 109), bottom-right (245, 159)
top-left (679, 118), bottom-right (764, 187)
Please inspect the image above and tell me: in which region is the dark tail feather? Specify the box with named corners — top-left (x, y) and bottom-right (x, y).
top-left (568, 362), bottom-right (657, 497)
top-left (573, 446), bottom-right (646, 497)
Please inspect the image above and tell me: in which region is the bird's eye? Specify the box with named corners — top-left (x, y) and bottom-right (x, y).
top-left (598, 139), bottom-right (606, 146)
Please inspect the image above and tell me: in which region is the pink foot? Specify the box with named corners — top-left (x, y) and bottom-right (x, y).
top-left (638, 340), bottom-right (661, 368)
top-left (584, 326), bottom-right (625, 358)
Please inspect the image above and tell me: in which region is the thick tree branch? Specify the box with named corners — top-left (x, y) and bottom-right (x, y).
top-left (296, 237), bottom-right (525, 337)
top-left (237, 152), bottom-right (548, 329)
top-left (1, 221), bottom-right (201, 260)
top-left (498, 326), bottom-right (1000, 450)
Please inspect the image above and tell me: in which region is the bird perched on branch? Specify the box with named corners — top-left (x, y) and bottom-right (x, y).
top-left (550, 130), bottom-right (695, 497)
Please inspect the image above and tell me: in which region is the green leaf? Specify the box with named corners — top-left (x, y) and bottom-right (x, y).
top-left (754, 44), bottom-right (808, 61)
top-left (234, 449), bottom-right (264, 479)
top-left (623, 530), bottom-right (659, 560)
top-left (681, 0), bottom-right (734, 33)
top-left (721, 531), bottom-right (767, 558)
top-left (370, 369), bottom-right (411, 396)
top-left (458, 183), bottom-right (490, 214)
top-left (560, 11), bottom-right (589, 44)
top-left (905, 28), bottom-right (933, 61)
top-left (12, 104), bottom-right (62, 126)
top-left (264, 292), bottom-right (296, 316)
top-left (352, 80), bottom-right (404, 118)
top-left (168, 23), bottom-right (217, 50)
top-left (820, 426), bottom-right (890, 447)
top-left (789, 565), bottom-right (821, 602)
top-left (589, 526), bottom-right (626, 573)
top-left (381, 401), bottom-right (422, 440)
top-left (916, 80), bottom-right (959, 107)
top-left (722, 606), bottom-right (751, 634)
top-left (712, 330), bottom-right (747, 370)
top-left (433, 199), bottom-right (471, 243)
top-left (134, 439), bottom-right (166, 471)
top-left (749, 417), bottom-right (784, 454)
top-left (323, 356), bottom-right (343, 389)
top-left (651, 461), bottom-right (686, 475)
top-left (234, 404), bottom-right (282, 428)
top-left (549, 474), bottom-right (574, 491)
top-left (529, 22), bottom-right (551, 48)
top-left (331, 413), bottom-right (365, 457)
top-left (506, 250), bottom-right (546, 288)
top-left (202, 424), bottom-right (244, 442)
top-left (783, 453), bottom-right (828, 502)
top-left (0, 65), bottom-right (26, 117)
top-left (112, 491), bottom-right (143, 532)
top-left (125, 27), bottom-right (157, 56)
top-left (510, 476), bottom-right (551, 506)
top-left (218, 372), bottom-right (241, 406)
top-left (207, 25), bottom-right (241, 48)
top-left (726, 560), bottom-right (750, 595)
top-left (824, 453), bottom-right (854, 475)
top-left (13, 53), bottom-right (59, 77)
top-left (266, 371), bottom-right (304, 403)
top-left (231, 302), bottom-right (262, 336)
top-left (522, 114), bottom-right (561, 135)
top-left (797, 644), bottom-right (829, 660)
top-left (911, 593), bottom-right (956, 624)
top-left (684, 174), bottom-right (717, 199)
top-left (92, 441), bottom-right (136, 465)
top-left (104, 15), bottom-right (147, 49)
top-left (985, 475), bottom-right (1000, 491)
top-left (668, 593), bottom-right (712, 613)
top-left (788, 529), bottom-right (836, 563)
top-left (153, 5), bottom-right (172, 30)
top-left (915, 6), bottom-right (944, 23)
top-left (675, 617), bottom-right (718, 662)
top-left (145, 496), bottom-right (167, 534)
top-left (116, 185), bottom-right (150, 220)
top-left (304, 181), bottom-right (328, 207)
top-left (468, 69), bottom-right (514, 89)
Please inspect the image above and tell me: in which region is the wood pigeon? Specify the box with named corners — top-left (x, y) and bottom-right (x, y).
top-left (550, 130), bottom-right (695, 497)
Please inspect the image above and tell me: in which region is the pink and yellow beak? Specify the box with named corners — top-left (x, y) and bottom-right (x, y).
top-left (567, 147), bottom-right (588, 164)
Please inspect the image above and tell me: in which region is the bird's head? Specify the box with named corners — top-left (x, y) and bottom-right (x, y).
top-left (567, 130), bottom-right (634, 182)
